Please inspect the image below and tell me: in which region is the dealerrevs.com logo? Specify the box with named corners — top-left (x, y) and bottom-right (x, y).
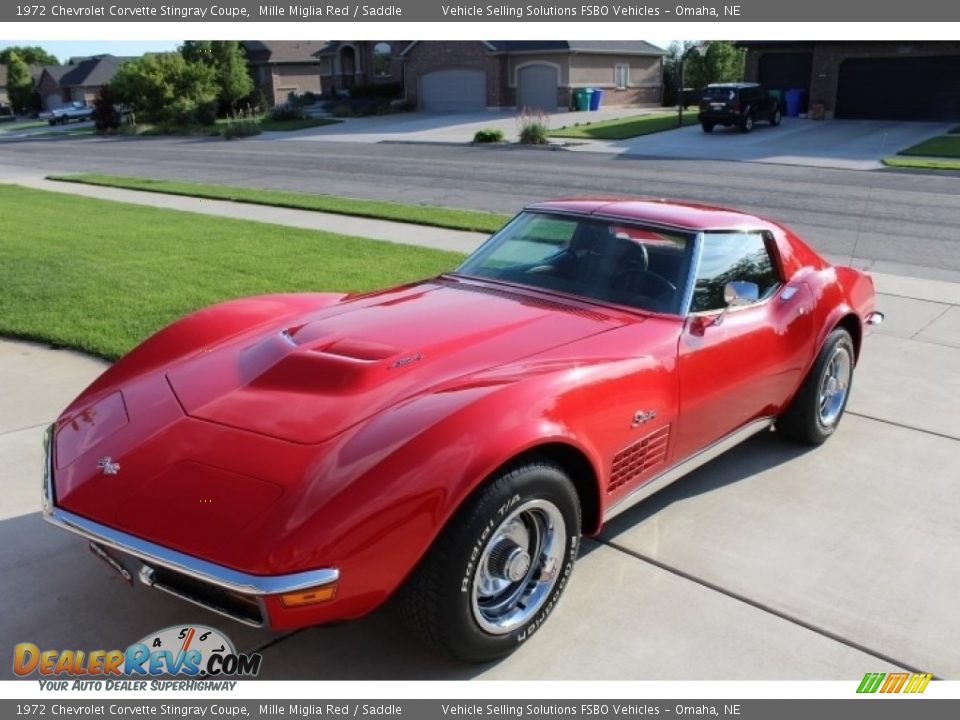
top-left (13, 625), bottom-right (262, 689)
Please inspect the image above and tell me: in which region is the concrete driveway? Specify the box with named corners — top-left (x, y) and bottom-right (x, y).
top-left (269, 108), bottom-right (660, 145)
top-left (567, 118), bottom-right (955, 170)
top-left (2, 269), bottom-right (958, 680)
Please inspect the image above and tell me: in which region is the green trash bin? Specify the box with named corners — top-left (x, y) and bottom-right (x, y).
top-left (574, 88), bottom-right (593, 111)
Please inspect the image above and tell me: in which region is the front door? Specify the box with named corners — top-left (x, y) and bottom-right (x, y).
top-left (673, 231), bottom-right (814, 461)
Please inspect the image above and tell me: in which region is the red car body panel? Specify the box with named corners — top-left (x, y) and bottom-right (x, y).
top-left (46, 198), bottom-right (879, 630)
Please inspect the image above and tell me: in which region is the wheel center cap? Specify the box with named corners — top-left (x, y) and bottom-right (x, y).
top-left (825, 376), bottom-right (838, 396)
top-left (503, 548), bottom-right (532, 582)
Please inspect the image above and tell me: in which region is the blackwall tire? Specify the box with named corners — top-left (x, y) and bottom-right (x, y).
top-left (777, 328), bottom-right (855, 445)
top-left (400, 458), bottom-right (581, 662)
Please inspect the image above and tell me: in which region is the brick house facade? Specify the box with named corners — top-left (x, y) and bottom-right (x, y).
top-left (741, 41), bottom-right (960, 120)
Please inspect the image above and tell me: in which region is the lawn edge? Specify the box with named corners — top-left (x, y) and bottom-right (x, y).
top-left (46, 173), bottom-right (509, 234)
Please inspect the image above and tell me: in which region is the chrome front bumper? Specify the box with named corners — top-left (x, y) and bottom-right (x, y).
top-left (42, 425), bottom-right (338, 626)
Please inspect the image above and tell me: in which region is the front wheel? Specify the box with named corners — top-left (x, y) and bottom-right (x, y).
top-left (777, 328), bottom-right (855, 445)
top-left (400, 458), bottom-right (581, 662)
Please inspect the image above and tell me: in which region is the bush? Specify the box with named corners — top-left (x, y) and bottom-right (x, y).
top-left (473, 128), bottom-right (505, 144)
top-left (270, 103), bottom-right (308, 121)
top-left (348, 82), bottom-right (402, 99)
top-left (222, 123), bottom-right (261, 140)
top-left (517, 109), bottom-right (550, 145)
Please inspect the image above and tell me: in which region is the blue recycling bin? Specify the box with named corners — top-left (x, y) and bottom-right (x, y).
top-left (785, 88), bottom-right (807, 117)
top-left (589, 88), bottom-right (604, 111)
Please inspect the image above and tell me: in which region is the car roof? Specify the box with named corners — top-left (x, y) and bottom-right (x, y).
top-left (524, 198), bottom-right (779, 233)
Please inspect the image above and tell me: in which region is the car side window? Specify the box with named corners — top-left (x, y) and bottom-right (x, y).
top-left (691, 232), bottom-right (781, 312)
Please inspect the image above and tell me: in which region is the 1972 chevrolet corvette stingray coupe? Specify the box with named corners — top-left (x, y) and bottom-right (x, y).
top-left (44, 198), bottom-right (883, 662)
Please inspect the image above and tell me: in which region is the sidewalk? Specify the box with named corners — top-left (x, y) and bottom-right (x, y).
top-left (7, 176), bottom-right (490, 255)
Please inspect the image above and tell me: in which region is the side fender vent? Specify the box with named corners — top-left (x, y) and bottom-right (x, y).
top-left (609, 425), bottom-right (671, 493)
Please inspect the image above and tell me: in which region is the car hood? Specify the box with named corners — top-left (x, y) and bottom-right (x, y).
top-left (166, 279), bottom-right (626, 444)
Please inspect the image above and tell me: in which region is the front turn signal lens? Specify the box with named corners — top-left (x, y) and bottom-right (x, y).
top-left (279, 584), bottom-right (338, 608)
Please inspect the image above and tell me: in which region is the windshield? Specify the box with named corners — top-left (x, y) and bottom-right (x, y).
top-left (456, 212), bottom-right (695, 314)
top-left (703, 87), bottom-right (736, 101)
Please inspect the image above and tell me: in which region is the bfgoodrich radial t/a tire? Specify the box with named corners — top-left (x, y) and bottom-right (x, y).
top-left (777, 327), bottom-right (855, 445)
top-left (400, 459), bottom-right (581, 662)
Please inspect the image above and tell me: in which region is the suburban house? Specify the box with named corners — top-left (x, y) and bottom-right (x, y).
top-left (314, 40), bottom-right (410, 93)
top-left (35, 55), bottom-right (128, 110)
top-left (314, 40), bottom-right (666, 111)
top-left (241, 41), bottom-right (325, 105)
top-left (739, 41), bottom-right (960, 120)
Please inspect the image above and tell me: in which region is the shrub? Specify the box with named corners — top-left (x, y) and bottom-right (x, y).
top-left (270, 103), bottom-right (308, 121)
top-left (222, 123), bottom-right (261, 140)
top-left (517, 108), bottom-right (550, 145)
top-left (473, 128), bottom-right (505, 144)
top-left (348, 82), bottom-right (402, 99)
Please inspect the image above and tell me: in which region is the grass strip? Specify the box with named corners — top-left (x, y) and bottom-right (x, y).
top-left (550, 112), bottom-right (700, 140)
top-left (47, 173), bottom-right (510, 234)
top-left (896, 135), bottom-right (960, 158)
top-left (0, 184), bottom-right (465, 359)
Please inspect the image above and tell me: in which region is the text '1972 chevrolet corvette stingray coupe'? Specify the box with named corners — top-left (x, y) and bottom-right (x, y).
top-left (43, 199), bottom-right (883, 662)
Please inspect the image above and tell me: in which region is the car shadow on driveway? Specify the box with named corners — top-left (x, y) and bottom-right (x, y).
top-left (596, 429), bottom-right (812, 541)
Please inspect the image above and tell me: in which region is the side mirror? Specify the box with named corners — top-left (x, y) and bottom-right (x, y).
top-left (723, 281), bottom-right (760, 307)
top-left (690, 280), bottom-right (761, 335)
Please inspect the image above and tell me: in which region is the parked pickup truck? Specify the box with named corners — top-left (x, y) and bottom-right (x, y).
top-left (41, 101), bottom-right (95, 125)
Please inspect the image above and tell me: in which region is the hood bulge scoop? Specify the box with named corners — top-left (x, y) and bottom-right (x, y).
top-left (166, 282), bottom-right (624, 444)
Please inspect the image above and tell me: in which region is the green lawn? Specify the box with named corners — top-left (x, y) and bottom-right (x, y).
top-left (882, 134), bottom-right (960, 171)
top-left (47, 174), bottom-right (511, 233)
top-left (258, 117), bottom-right (340, 132)
top-left (550, 111), bottom-right (700, 140)
top-left (0, 119), bottom-right (49, 132)
top-left (0, 185), bottom-right (464, 359)
top-left (896, 135), bottom-right (960, 158)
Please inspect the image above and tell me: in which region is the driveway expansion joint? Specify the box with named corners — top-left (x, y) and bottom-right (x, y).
top-left (595, 537), bottom-right (936, 679)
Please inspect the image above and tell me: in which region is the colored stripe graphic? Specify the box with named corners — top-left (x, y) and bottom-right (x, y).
top-left (857, 672), bottom-right (931, 694)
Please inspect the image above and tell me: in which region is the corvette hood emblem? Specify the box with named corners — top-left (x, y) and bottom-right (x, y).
top-left (97, 457), bottom-right (121, 475)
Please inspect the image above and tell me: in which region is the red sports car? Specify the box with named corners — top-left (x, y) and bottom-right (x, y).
top-left (43, 199), bottom-right (883, 662)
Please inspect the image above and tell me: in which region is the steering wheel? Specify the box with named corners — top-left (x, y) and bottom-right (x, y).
top-left (612, 268), bottom-right (678, 301)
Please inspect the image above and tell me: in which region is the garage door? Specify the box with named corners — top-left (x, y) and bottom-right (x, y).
top-left (836, 56), bottom-right (960, 120)
top-left (44, 94), bottom-right (64, 111)
top-left (517, 64), bottom-right (559, 112)
top-left (421, 69), bottom-right (486, 112)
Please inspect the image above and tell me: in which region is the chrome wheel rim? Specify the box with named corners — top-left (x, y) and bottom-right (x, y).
top-left (471, 499), bottom-right (566, 635)
top-left (818, 345), bottom-right (852, 426)
top-left (745, 116), bottom-right (754, 130)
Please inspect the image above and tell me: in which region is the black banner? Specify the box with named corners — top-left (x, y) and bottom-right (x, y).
top-left (2, 700), bottom-right (959, 719)
top-left (3, 0), bottom-right (960, 22)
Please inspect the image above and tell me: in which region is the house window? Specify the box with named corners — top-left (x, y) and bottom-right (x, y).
top-left (614, 64), bottom-right (629, 90)
top-left (373, 43), bottom-right (392, 77)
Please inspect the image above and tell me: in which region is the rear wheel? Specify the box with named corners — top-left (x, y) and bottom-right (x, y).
top-left (777, 328), bottom-right (855, 445)
top-left (701, 122), bottom-right (715, 133)
top-left (770, 108), bottom-right (782, 126)
top-left (400, 458), bottom-right (581, 662)
top-left (740, 113), bottom-right (755, 133)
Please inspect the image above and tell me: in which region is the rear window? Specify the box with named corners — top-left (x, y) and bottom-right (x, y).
top-left (703, 87), bottom-right (735, 101)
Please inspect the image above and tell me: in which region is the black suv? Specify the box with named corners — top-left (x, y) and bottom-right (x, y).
top-left (698, 83), bottom-right (781, 133)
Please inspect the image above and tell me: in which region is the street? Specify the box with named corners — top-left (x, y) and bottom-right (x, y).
top-left (1, 135), bottom-right (959, 279)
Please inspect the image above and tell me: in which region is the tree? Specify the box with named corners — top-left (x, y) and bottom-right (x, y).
top-left (180, 40), bottom-right (253, 114)
top-left (661, 41), bottom-right (746, 107)
top-left (6, 51), bottom-right (35, 114)
top-left (0, 45), bottom-right (57, 66)
top-left (92, 84), bottom-right (122, 132)
top-left (687, 41), bottom-right (746, 89)
top-left (111, 52), bottom-right (218, 126)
